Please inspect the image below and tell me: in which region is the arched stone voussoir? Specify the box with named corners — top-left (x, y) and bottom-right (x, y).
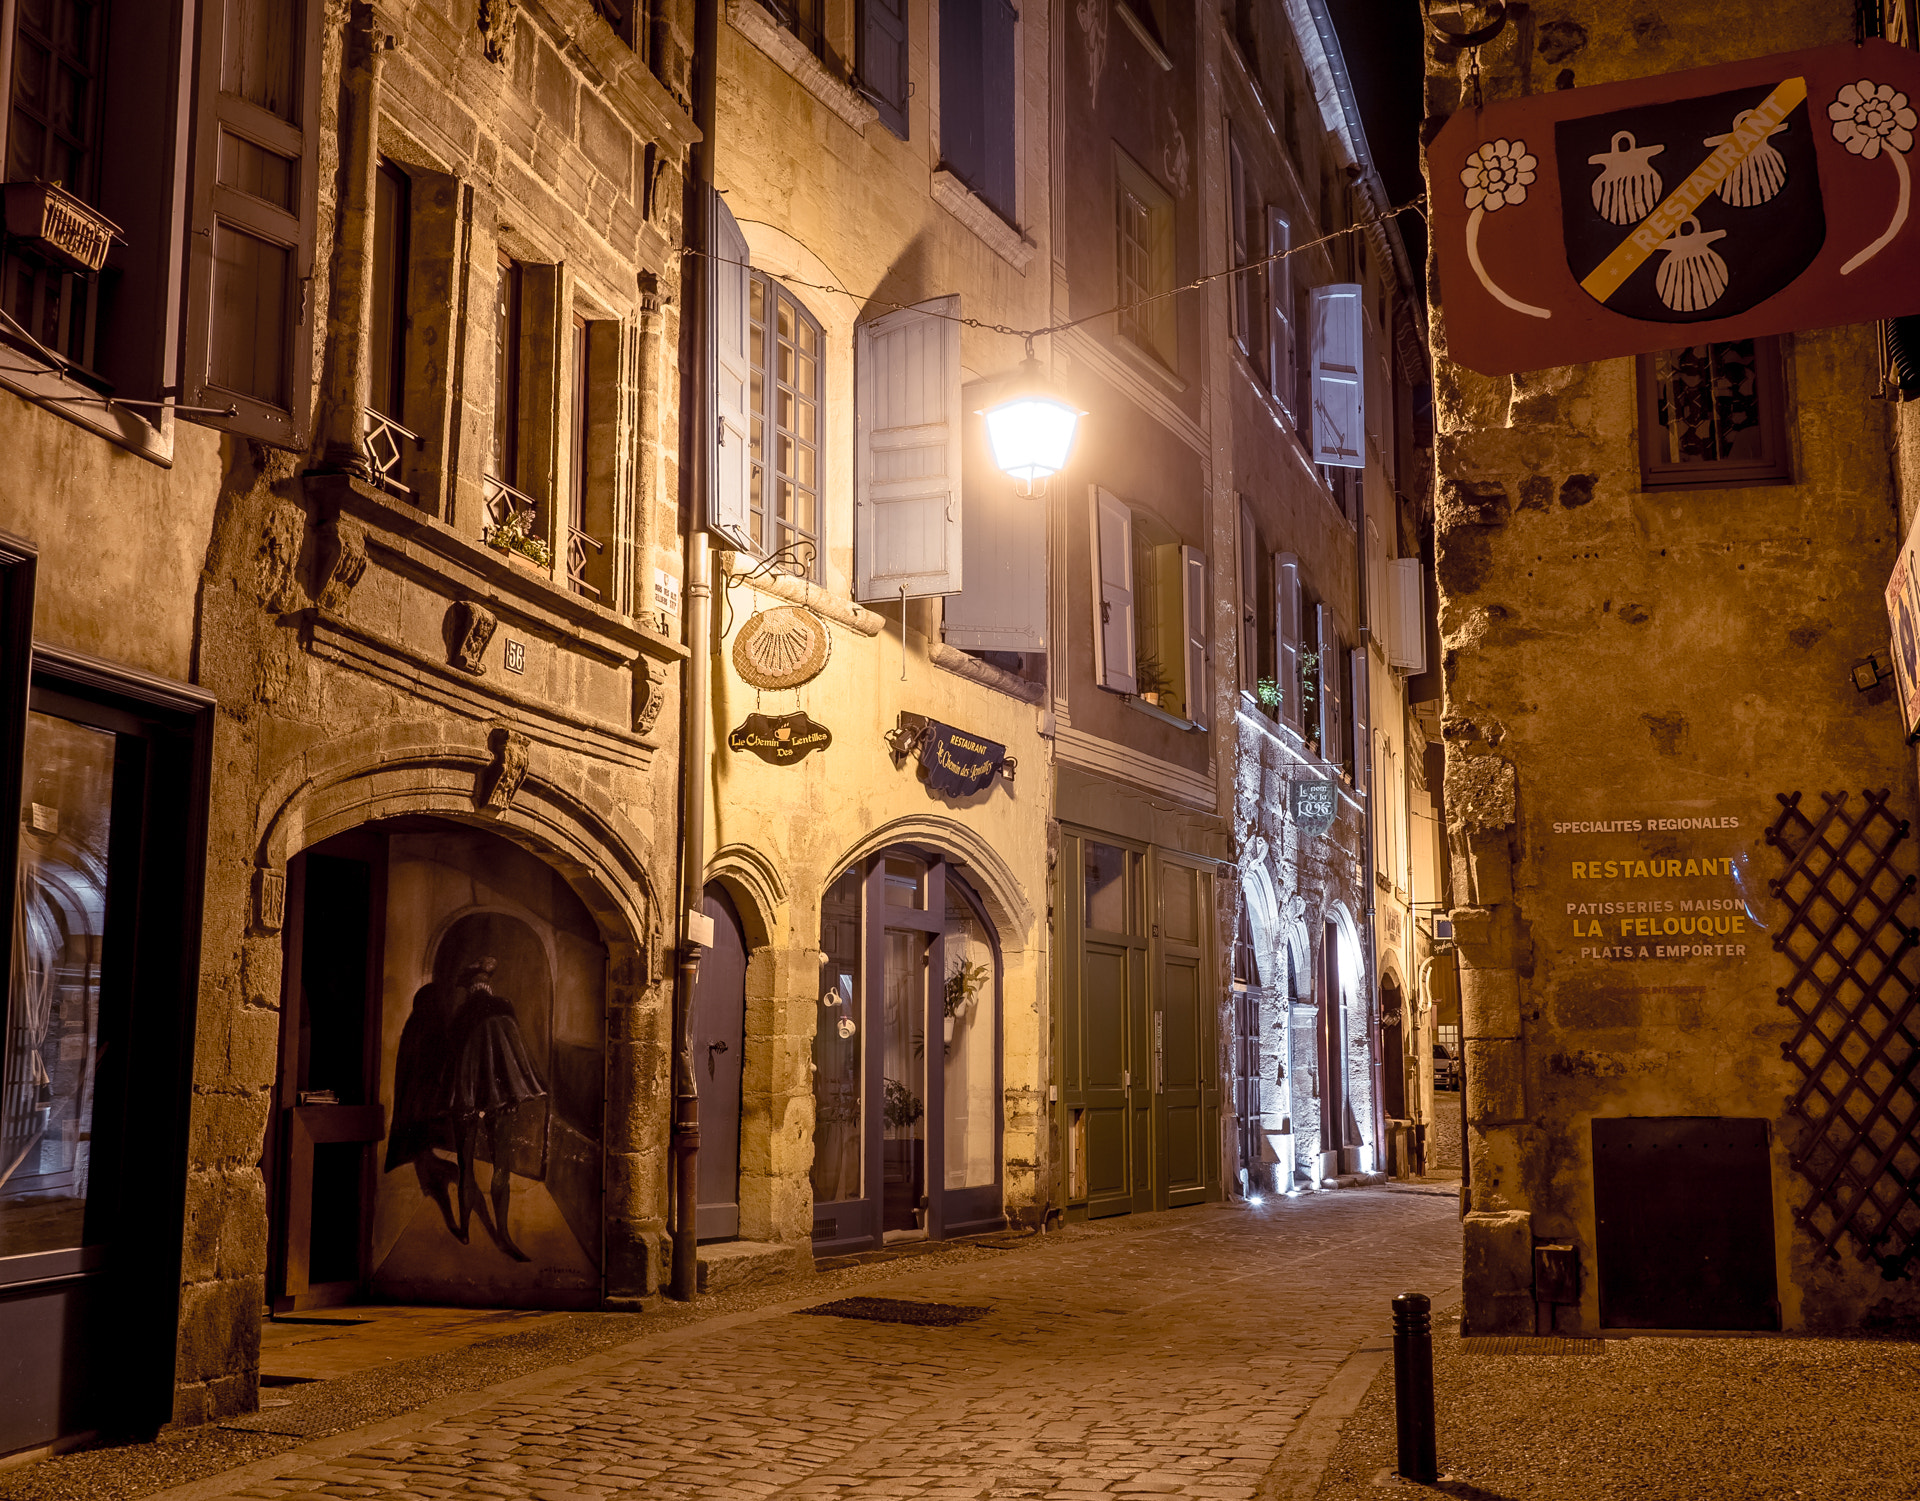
top-left (705, 842), bottom-right (788, 950)
top-left (829, 815), bottom-right (1036, 953)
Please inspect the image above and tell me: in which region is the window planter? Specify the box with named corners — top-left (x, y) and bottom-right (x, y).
top-left (3, 181), bottom-right (120, 273)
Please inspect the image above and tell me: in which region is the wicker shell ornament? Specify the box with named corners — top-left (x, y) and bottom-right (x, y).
top-left (732, 605), bottom-right (832, 690)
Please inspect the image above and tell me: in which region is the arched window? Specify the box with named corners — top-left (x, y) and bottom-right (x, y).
top-left (747, 274), bottom-right (825, 579)
top-left (812, 848), bottom-right (1002, 1253)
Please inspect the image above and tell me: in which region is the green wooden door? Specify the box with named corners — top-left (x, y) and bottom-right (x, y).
top-left (1154, 859), bottom-right (1213, 1209)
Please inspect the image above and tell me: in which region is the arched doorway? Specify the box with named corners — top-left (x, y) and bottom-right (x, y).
top-left (812, 847), bottom-right (1002, 1254)
top-left (1380, 970), bottom-right (1407, 1121)
top-left (266, 818), bottom-right (611, 1310)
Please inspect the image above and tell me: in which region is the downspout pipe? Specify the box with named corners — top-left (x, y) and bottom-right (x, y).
top-left (670, 0), bottom-right (720, 1303)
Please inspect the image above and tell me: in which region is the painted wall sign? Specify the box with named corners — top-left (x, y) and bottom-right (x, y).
top-left (1886, 501), bottom-right (1920, 739)
top-left (1291, 779), bottom-right (1338, 834)
top-left (920, 719), bottom-right (1009, 796)
top-left (726, 710), bottom-right (832, 765)
top-left (1431, 40), bottom-right (1920, 375)
top-left (1549, 808), bottom-right (1765, 964)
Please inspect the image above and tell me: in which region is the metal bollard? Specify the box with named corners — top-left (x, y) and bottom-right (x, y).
top-left (1391, 1292), bottom-right (1438, 1482)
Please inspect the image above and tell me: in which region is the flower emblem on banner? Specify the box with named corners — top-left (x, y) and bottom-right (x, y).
top-left (1830, 78), bottom-right (1915, 273)
top-left (1461, 138), bottom-right (1552, 319)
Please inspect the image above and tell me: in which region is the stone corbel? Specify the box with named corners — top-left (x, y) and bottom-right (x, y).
top-left (633, 658), bottom-right (670, 737)
top-left (447, 599), bottom-right (498, 675)
top-left (317, 515), bottom-right (369, 614)
top-left (479, 724), bottom-right (531, 810)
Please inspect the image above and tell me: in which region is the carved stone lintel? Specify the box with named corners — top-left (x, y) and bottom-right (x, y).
top-left (256, 505), bottom-right (305, 614)
top-left (478, 0), bottom-right (517, 64)
top-left (317, 515), bottom-right (369, 614)
top-left (448, 599), bottom-right (499, 675)
top-left (634, 659), bottom-right (670, 736)
top-left (480, 724), bottom-right (531, 811)
top-left (254, 867), bottom-right (287, 932)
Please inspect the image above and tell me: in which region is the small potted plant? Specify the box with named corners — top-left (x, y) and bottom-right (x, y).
top-left (943, 957), bottom-right (990, 1054)
top-left (1135, 651), bottom-right (1171, 708)
top-left (485, 511), bottom-right (553, 574)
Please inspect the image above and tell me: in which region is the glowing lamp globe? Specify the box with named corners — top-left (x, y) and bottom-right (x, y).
top-left (982, 360), bottom-right (1082, 493)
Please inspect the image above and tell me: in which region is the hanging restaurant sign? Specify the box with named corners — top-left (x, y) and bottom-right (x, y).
top-left (885, 712), bottom-right (1015, 796)
top-left (732, 605), bottom-right (832, 690)
top-left (1431, 40), bottom-right (1920, 376)
top-left (1291, 778), bottom-right (1338, 836)
top-left (726, 710), bottom-right (832, 765)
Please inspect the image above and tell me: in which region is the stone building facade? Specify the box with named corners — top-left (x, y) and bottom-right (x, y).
top-left (1424, 4), bottom-right (1920, 1333)
top-left (0, 0), bottom-right (694, 1454)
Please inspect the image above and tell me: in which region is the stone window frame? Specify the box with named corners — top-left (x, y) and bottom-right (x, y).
top-left (1635, 335), bottom-right (1793, 492)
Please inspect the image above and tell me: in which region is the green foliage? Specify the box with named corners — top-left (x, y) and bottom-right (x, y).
top-left (1256, 676), bottom-right (1283, 712)
top-left (882, 1076), bottom-right (924, 1130)
top-left (485, 513), bottom-right (554, 568)
top-left (1134, 650), bottom-right (1171, 697)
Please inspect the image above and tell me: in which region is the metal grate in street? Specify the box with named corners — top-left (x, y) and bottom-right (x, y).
top-left (796, 1296), bottom-right (991, 1326)
top-left (1460, 1336), bottom-right (1607, 1355)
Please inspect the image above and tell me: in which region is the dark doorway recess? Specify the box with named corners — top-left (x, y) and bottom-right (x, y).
top-left (692, 884), bottom-right (747, 1242)
top-left (1593, 1116), bottom-right (1779, 1330)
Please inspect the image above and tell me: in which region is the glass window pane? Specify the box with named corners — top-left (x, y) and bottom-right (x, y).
top-left (881, 927), bottom-right (926, 1232)
top-left (778, 387), bottom-right (795, 431)
top-left (883, 857), bottom-right (925, 909)
top-left (943, 890), bottom-right (995, 1190)
top-left (1, 711), bottom-right (115, 1257)
top-left (794, 350), bottom-right (816, 398)
top-left (813, 868), bottom-right (863, 1203)
top-left (1085, 842), bottom-right (1128, 932)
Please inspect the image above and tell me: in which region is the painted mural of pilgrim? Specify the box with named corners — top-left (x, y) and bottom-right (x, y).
top-left (385, 957), bottom-right (549, 1261)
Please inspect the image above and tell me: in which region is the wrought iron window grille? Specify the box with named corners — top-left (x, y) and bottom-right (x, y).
top-left (567, 526), bottom-right (604, 599)
top-left (481, 473), bottom-right (552, 569)
top-left (362, 407), bottom-right (422, 497)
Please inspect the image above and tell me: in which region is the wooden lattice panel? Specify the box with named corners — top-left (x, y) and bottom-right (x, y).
top-left (1765, 790), bottom-right (1920, 1279)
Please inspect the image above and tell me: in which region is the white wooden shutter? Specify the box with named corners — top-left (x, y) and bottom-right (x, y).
top-left (856, 295), bottom-right (963, 601)
top-left (944, 394), bottom-right (1045, 651)
top-left (1267, 209), bottom-right (1293, 418)
top-left (1276, 552), bottom-right (1301, 731)
top-left (1181, 545), bottom-right (1208, 729)
top-left (1351, 645), bottom-right (1370, 794)
top-left (1389, 557), bottom-right (1427, 671)
top-left (1309, 283), bottom-right (1363, 469)
top-left (1228, 132), bottom-right (1249, 350)
top-left (1091, 487), bottom-right (1136, 693)
top-left (1238, 502), bottom-right (1256, 698)
top-left (182, 0), bottom-right (321, 447)
top-left (708, 189), bottom-right (754, 550)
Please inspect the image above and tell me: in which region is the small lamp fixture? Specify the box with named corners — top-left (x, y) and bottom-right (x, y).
top-left (1852, 654), bottom-right (1893, 694)
top-left (981, 346), bottom-right (1084, 496)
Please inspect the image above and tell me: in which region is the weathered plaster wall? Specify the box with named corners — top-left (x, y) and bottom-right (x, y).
top-left (1424, 5), bottom-right (1920, 1332)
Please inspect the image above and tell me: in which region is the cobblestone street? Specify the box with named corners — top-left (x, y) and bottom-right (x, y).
top-left (143, 1186), bottom-right (1460, 1501)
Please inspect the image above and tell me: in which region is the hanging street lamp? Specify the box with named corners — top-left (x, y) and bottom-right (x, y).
top-left (981, 348), bottom-right (1083, 496)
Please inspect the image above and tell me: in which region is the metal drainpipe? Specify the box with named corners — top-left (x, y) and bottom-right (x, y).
top-left (1357, 465), bottom-right (1385, 1176)
top-left (670, 0), bottom-right (720, 1303)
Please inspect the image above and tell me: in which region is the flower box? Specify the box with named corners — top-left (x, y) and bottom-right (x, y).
top-left (4, 181), bottom-right (120, 273)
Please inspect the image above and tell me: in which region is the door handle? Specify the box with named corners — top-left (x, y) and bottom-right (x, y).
top-left (706, 1039), bottom-right (729, 1078)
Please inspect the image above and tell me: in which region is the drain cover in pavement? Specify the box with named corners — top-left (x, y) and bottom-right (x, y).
top-left (1461, 1336), bottom-right (1606, 1355)
top-left (798, 1297), bottom-right (989, 1326)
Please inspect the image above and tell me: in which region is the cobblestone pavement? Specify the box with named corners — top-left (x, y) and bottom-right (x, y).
top-left (154, 1186), bottom-right (1460, 1501)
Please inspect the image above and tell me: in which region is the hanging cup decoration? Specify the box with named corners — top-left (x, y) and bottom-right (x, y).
top-left (1431, 40), bottom-right (1920, 375)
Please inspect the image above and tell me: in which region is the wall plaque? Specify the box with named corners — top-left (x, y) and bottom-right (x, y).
top-left (1550, 806), bottom-right (1763, 965)
top-left (727, 710), bottom-right (831, 765)
top-left (1291, 779), bottom-right (1338, 835)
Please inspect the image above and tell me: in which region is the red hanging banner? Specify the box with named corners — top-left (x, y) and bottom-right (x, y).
top-left (1431, 40), bottom-right (1920, 376)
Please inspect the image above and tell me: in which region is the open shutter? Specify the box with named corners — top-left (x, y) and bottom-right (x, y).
top-left (1238, 502), bottom-right (1256, 698)
top-left (1309, 283), bottom-right (1364, 469)
top-left (707, 189), bottom-right (754, 550)
top-left (1181, 545), bottom-right (1208, 729)
top-left (1317, 602), bottom-right (1340, 763)
top-left (1389, 557), bottom-right (1427, 671)
top-left (182, 0), bottom-right (322, 447)
top-left (1351, 645), bottom-right (1370, 793)
top-left (1091, 487), bottom-right (1136, 693)
top-left (1267, 209), bottom-right (1293, 418)
top-left (1228, 133), bottom-right (1248, 350)
top-left (859, 0), bottom-right (910, 139)
top-left (1276, 552), bottom-right (1301, 731)
top-left (855, 296), bottom-right (963, 601)
top-left (944, 391), bottom-right (1045, 651)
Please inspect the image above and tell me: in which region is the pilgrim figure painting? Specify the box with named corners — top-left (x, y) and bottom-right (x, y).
top-left (370, 829), bottom-right (607, 1305)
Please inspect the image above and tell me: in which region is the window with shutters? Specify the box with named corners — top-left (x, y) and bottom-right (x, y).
top-left (1113, 148), bottom-right (1175, 370)
top-left (0, 0), bottom-right (204, 458)
top-left (1635, 337), bottom-right (1791, 490)
top-left (1309, 283), bottom-right (1364, 475)
top-left (183, 0), bottom-right (322, 449)
top-left (763, 0), bottom-right (829, 59)
top-left (945, 381), bottom-right (1045, 677)
top-left (1267, 209), bottom-right (1294, 421)
top-left (363, 159), bottom-right (411, 495)
top-left (1228, 131), bottom-right (1250, 358)
top-left (482, 252), bottom-right (566, 569)
top-left (939, 0), bottom-right (1017, 224)
top-left (492, 254), bottom-right (524, 491)
top-left (858, 0), bottom-right (909, 140)
top-left (1094, 495), bottom-right (1207, 728)
top-left (750, 272), bottom-right (826, 581)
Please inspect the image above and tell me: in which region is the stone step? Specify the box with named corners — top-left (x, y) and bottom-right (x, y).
top-left (696, 1240), bottom-right (810, 1295)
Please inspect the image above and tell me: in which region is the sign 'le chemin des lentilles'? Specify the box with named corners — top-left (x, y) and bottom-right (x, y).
top-left (1431, 39), bottom-right (1920, 376)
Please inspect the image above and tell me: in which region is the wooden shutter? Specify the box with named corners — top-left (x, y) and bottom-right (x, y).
top-left (1181, 545), bottom-right (1208, 729)
top-left (708, 189), bottom-right (754, 550)
top-left (1267, 209), bottom-right (1293, 417)
top-left (1090, 487), bottom-right (1136, 693)
top-left (1317, 602), bottom-right (1341, 764)
top-left (1389, 557), bottom-right (1427, 672)
top-left (1350, 645), bottom-right (1369, 793)
top-left (855, 296), bottom-right (963, 601)
top-left (1309, 283), bottom-right (1364, 469)
top-left (1238, 502), bottom-right (1256, 698)
top-left (1276, 552), bottom-right (1301, 731)
top-left (183, 0), bottom-right (322, 447)
top-left (859, 0), bottom-right (909, 140)
top-left (980, 0), bottom-right (1018, 220)
top-left (945, 393), bottom-right (1045, 651)
top-left (1228, 132), bottom-right (1248, 350)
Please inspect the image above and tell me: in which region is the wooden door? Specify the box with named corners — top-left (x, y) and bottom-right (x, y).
top-left (692, 886), bottom-right (746, 1242)
top-left (1063, 833), bottom-right (1151, 1219)
top-left (1317, 919), bottom-right (1346, 1165)
top-left (1154, 859), bottom-right (1212, 1209)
